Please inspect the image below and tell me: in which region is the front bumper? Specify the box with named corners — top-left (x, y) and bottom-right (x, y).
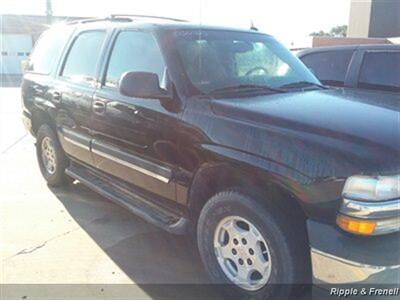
top-left (307, 219), bottom-right (400, 285)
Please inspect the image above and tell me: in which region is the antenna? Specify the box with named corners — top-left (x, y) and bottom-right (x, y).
top-left (250, 20), bottom-right (258, 31)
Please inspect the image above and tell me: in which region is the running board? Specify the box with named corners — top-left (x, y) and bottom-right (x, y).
top-left (65, 164), bottom-right (189, 235)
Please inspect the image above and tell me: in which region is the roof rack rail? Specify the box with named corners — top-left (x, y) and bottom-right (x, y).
top-left (66, 14), bottom-right (187, 25)
top-left (66, 16), bottom-right (132, 25)
top-left (110, 14), bottom-right (188, 23)
top-left (66, 17), bottom-right (106, 25)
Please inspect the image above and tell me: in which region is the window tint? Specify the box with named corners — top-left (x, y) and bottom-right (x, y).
top-left (358, 51), bottom-right (400, 92)
top-left (28, 27), bottom-right (73, 74)
top-left (300, 50), bottom-right (353, 86)
top-left (62, 31), bottom-right (106, 81)
top-left (105, 31), bottom-right (165, 87)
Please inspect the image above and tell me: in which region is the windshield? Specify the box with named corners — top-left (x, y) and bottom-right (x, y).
top-left (172, 30), bottom-right (320, 95)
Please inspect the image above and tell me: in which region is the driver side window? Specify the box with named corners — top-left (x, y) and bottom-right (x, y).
top-left (105, 31), bottom-right (166, 88)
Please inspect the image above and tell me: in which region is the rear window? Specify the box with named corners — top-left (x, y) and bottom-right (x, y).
top-left (28, 26), bottom-right (73, 74)
top-left (358, 51), bottom-right (400, 92)
top-left (300, 50), bottom-right (354, 87)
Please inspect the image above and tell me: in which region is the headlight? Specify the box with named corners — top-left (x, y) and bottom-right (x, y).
top-left (339, 175), bottom-right (400, 236)
top-left (342, 175), bottom-right (400, 201)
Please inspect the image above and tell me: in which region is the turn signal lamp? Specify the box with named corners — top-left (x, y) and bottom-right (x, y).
top-left (336, 215), bottom-right (376, 235)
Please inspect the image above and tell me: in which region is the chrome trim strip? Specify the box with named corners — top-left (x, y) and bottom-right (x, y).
top-left (374, 217), bottom-right (400, 235)
top-left (310, 247), bottom-right (400, 284)
top-left (92, 148), bottom-right (170, 183)
top-left (341, 198), bottom-right (400, 219)
top-left (34, 97), bottom-right (56, 109)
top-left (311, 248), bottom-right (388, 269)
top-left (64, 136), bottom-right (90, 151)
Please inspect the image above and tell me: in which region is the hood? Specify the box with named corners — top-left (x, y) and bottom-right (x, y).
top-left (211, 88), bottom-right (400, 173)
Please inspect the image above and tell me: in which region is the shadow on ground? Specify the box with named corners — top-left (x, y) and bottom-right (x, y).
top-left (49, 183), bottom-right (226, 299)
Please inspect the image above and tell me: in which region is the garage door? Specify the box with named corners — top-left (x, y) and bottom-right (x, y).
top-left (0, 34), bottom-right (32, 75)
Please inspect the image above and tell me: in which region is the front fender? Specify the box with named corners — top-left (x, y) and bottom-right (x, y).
top-left (196, 144), bottom-right (343, 221)
top-left (201, 144), bottom-right (311, 184)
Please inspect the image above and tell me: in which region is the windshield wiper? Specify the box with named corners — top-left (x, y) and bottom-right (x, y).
top-left (279, 81), bottom-right (327, 90)
top-left (209, 84), bottom-right (286, 95)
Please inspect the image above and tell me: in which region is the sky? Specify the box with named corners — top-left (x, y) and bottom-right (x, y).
top-left (1, 0), bottom-right (351, 46)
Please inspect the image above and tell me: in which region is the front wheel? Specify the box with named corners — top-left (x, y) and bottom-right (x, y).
top-left (197, 189), bottom-right (309, 299)
top-left (36, 124), bottom-right (69, 187)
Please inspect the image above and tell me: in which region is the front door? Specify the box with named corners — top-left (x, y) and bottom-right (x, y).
top-left (91, 30), bottom-right (181, 204)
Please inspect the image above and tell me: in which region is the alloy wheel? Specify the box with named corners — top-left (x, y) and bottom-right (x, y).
top-left (41, 136), bottom-right (57, 175)
top-left (213, 215), bottom-right (272, 291)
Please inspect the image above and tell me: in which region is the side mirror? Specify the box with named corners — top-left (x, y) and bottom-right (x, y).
top-left (119, 71), bottom-right (170, 100)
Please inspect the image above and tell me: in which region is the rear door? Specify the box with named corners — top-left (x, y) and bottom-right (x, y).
top-left (54, 29), bottom-right (108, 166)
top-left (356, 50), bottom-right (400, 93)
top-left (90, 29), bottom-right (181, 204)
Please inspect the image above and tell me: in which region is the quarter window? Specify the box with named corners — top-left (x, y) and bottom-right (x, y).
top-left (28, 27), bottom-right (73, 74)
top-left (300, 50), bottom-right (354, 87)
top-left (105, 31), bottom-right (166, 88)
top-left (358, 51), bottom-right (400, 92)
top-left (62, 31), bottom-right (106, 81)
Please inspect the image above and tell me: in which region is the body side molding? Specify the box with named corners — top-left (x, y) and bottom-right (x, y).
top-left (92, 139), bottom-right (172, 183)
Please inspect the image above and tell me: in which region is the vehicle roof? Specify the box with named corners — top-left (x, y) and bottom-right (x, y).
top-left (297, 43), bottom-right (400, 57)
top-left (60, 16), bottom-right (269, 35)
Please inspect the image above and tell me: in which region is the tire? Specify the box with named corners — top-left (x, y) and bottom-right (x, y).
top-left (197, 189), bottom-right (310, 300)
top-left (36, 124), bottom-right (69, 187)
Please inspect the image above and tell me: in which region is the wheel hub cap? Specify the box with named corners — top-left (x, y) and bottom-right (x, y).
top-left (41, 137), bottom-right (57, 175)
top-left (213, 216), bottom-right (272, 291)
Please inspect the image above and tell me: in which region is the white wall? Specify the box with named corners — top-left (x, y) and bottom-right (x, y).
top-left (0, 34), bottom-right (33, 74)
top-left (347, 0), bottom-right (372, 38)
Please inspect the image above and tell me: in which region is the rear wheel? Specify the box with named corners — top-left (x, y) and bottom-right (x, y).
top-left (197, 189), bottom-right (309, 299)
top-left (36, 124), bottom-right (69, 186)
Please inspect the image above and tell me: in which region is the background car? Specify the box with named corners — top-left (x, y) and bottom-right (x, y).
top-left (297, 44), bottom-right (400, 93)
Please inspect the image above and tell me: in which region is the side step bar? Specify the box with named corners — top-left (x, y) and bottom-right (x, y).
top-left (65, 164), bottom-right (189, 235)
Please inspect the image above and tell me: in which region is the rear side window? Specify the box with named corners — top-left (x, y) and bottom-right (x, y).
top-left (28, 27), bottom-right (73, 74)
top-left (300, 50), bottom-right (354, 87)
top-left (358, 51), bottom-right (400, 92)
top-left (62, 31), bottom-right (106, 82)
top-left (105, 31), bottom-right (165, 88)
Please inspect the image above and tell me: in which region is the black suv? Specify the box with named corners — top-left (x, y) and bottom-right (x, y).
top-left (21, 16), bottom-right (399, 299)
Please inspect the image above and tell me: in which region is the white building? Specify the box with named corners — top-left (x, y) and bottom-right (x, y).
top-left (0, 14), bottom-right (84, 76)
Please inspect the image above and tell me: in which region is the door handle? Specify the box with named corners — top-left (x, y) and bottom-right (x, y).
top-left (93, 100), bottom-right (106, 114)
top-left (52, 91), bottom-right (62, 103)
top-left (112, 102), bottom-right (138, 115)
